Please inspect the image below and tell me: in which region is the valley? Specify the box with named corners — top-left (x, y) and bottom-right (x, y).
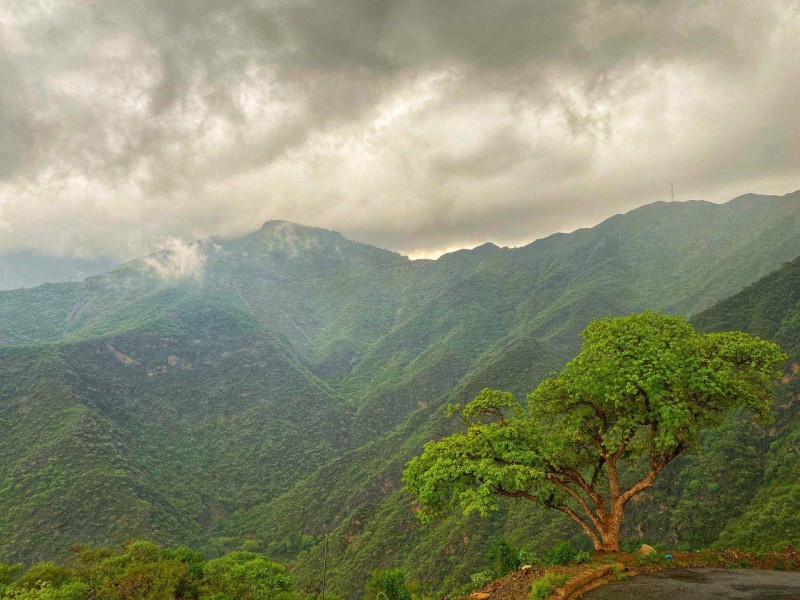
top-left (1, 191), bottom-right (800, 597)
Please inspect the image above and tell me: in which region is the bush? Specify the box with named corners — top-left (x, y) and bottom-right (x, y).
top-left (528, 573), bottom-right (568, 600)
top-left (365, 569), bottom-right (411, 600)
top-left (204, 552), bottom-right (293, 600)
top-left (15, 563), bottom-right (74, 590)
top-left (2, 581), bottom-right (89, 600)
top-left (634, 552), bottom-right (669, 568)
top-left (469, 571), bottom-right (493, 589)
top-left (0, 563), bottom-right (24, 596)
top-left (545, 541), bottom-right (588, 566)
top-left (517, 549), bottom-right (543, 567)
top-left (486, 537), bottom-right (520, 577)
top-left (573, 550), bottom-right (591, 565)
top-left (545, 541), bottom-right (573, 565)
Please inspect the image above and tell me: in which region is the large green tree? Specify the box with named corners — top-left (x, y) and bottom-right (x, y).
top-left (403, 313), bottom-right (786, 552)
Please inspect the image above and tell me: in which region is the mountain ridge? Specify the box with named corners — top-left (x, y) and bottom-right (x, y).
top-left (1, 190), bottom-right (800, 597)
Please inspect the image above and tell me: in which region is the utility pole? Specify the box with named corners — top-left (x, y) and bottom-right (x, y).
top-left (321, 532), bottom-right (329, 600)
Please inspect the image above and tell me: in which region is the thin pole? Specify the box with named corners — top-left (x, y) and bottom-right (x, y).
top-left (321, 533), bottom-right (329, 600)
top-left (671, 182), bottom-right (674, 202)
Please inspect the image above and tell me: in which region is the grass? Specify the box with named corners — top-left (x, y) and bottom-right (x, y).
top-left (528, 573), bottom-right (568, 600)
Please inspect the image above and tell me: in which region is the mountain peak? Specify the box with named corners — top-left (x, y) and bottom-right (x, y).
top-left (258, 220), bottom-right (341, 236)
top-left (241, 220), bottom-right (408, 265)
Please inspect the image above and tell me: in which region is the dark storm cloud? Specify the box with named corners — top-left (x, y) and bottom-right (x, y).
top-left (0, 0), bottom-right (798, 258)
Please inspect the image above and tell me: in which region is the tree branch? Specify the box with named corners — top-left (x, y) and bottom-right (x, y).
top-left (555, 505), bottom-right (602, 549)
top-left (548, 476), bottom-right (605, 533)
top-left (618, 443), bottom-right (685, 506)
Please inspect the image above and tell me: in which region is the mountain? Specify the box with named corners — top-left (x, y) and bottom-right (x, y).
top-left (693, 255), bottom-right (800, 360)
top-left (1, 191), bottom-right (800, 596)
top-left (0, 249), bottom-right (117, 290)
top-left (691, 255), bottom-right (800, 551)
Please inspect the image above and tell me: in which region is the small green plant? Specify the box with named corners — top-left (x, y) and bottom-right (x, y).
top-left (610, 565), bottom-right (629, 581)
top-left (634, 552), bottom-right (669, 567)
top-left (728, 560), bottom-right (754, 569)
top-left (486, 537), bottom-right (521, 577)
top-left (517, 549), bottom-right (544, 567)
top-left (469, 571), bottom-right (493, 589)
top-left (573, 550), bottom-right (591, 564)
top-left (545, 541), bottom-right (588, 566)
top-left (528, 573), bottom-right (568, 600)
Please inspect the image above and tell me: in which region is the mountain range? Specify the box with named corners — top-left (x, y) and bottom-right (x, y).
top-left (0, 250), bottom-right (117, 290)
top-left (1, 190), bottom-right (799, 597)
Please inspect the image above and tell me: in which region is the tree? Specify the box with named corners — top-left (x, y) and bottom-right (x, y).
top-left (15, 563), bottom-right (74, 590)
top-left (95, 540), bottom-right (187, 600)
top-left (203, 552), bottom-right (293, 600)
top-left (364, 569), bottom-right (411, 600)
top-left (485, 537), bottom-right (520, 578)
top-left (403, 313), bottom-right (786, 552)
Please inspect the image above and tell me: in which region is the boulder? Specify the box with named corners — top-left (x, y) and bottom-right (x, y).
top-left (637, 544), bottom-right (657, 556)
top-left (520, 565), bottom-right (533, 571)
top-left (471, 593), bottom-right (490, 600)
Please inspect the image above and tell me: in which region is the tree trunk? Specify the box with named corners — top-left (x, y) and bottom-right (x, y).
top-left (595, 526), bottom-right (621, 553)
top-left (594, 505), bottom-right (623, 553)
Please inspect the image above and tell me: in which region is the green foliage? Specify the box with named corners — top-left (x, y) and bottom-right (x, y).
top-left (204, 552), bottom-right (292, 600)
top-left (365, 569), bottom-right (411, 600)
top-left (528, 573), bottom-right (568, 600)
top-left (633, 552), bottom-right (670, 568)
top-left (485, 537), bottom-right (521, 578)
top-left (14, 563), bottom-right (73, 590)
top-left (469, 571), bottom-right (493, 589)
top-left (610, 565), bottom-right (628, 581)
top-left (544, 542), bottom-right (588, 567)
top-left (404, 313), bottom-right (785, 550)
top-left (0, 542), bottom-right (296, 600)
top-left (0, 197), bottom-right (799, 598)
top-left (2, 581), bottom-right (89, 600)
top-left (516, 549), bottom-right (543, 567)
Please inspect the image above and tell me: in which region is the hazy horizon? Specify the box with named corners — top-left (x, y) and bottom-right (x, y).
top-left (2, 187), bottom-right (798, 290)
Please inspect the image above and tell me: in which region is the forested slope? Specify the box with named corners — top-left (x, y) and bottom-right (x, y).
top-left (1, 191), bottom-right (799, 597)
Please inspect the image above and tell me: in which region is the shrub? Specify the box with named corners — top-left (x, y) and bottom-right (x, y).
top-left (204, 552), bottom-right (292, 600)
top-left (365, 568), bottom-right (411, 600)
top-left (528, 573), bottom-right (568, 600)
top-left (486, 537), bottom-right (520, 577)
top-left (469, 571), bottom-right (493, 589)
top-left (545, 541), bottom-right (582, 566)
top-left (517, 549), bottom-right (543, 567)
top-left (573, 550), bottom-right (591, 565)
top-left (0, 563), bottom-right (24, 596)
top-left (2, 581), bottom-right (89, 600)
top-left (15, 563), bottom-right (74, 590)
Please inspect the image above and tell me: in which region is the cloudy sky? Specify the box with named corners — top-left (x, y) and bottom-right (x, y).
top-left (1, 0), bottom-right (799, 260)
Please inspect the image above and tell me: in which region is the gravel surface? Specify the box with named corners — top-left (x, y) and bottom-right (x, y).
top-left (582, 568), bottom-right (800, 599)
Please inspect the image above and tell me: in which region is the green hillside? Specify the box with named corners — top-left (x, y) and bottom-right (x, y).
top-left (1, 191), bottom-right (800, 597)
top-left (692, 255), bottom-right (800, 551)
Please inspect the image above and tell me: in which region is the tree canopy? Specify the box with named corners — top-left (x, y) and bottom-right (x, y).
top-left (403, 312), bottom-right (787, 551)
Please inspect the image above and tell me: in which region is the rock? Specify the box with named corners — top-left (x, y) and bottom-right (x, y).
top-left (637, 544), bottom-right (657, 556)
top-left (520, 565), bottom-right (533, 571)
top-left (471, 593), bottom-right (490, 599)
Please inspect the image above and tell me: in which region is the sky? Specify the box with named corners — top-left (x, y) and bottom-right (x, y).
top-left (0, 1), bottom-right (799, 261)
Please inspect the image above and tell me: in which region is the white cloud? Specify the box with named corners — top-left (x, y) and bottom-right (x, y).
top-left (142, 238), bottom-right (208, 280)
